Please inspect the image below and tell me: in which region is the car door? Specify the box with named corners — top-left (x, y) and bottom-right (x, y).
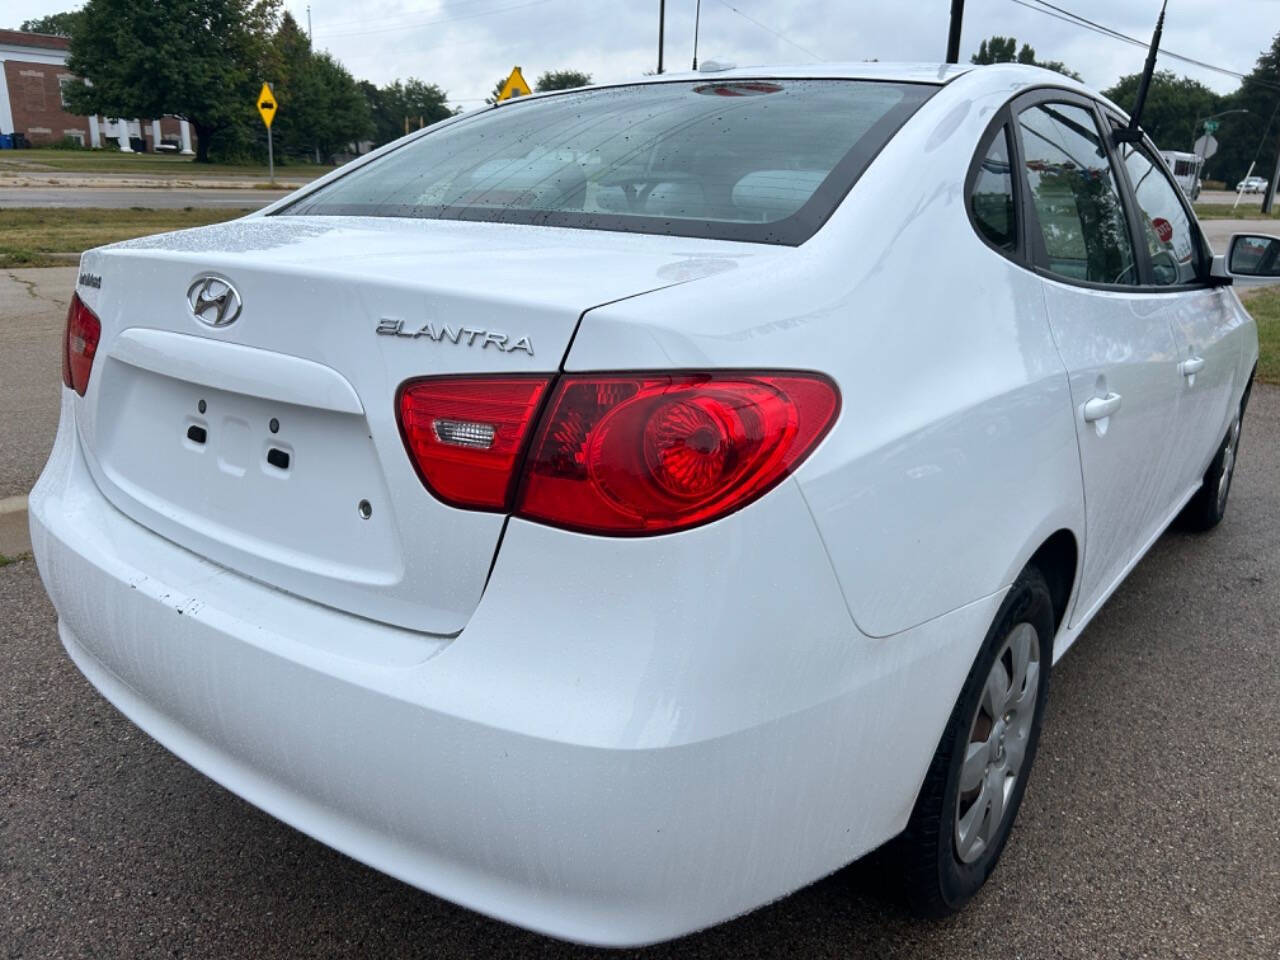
top-left (1012, 93), bottom-right (1185, 627)
top-left (1112, 134), bottom-right (1243, 497)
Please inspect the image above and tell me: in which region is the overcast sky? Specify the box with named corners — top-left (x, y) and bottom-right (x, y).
top-left (8, 0), bottom-right (1280, 107)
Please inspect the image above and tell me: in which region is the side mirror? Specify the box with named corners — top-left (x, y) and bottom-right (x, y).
top-left (1226, 233), bottom-right (1280, 278)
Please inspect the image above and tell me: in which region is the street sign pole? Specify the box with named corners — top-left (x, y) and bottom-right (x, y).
top-left (257, 82), bottom-right (278, 185)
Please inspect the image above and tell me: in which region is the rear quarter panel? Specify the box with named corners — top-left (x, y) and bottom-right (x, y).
top-left (567, 75), bottom-right (1086, 637)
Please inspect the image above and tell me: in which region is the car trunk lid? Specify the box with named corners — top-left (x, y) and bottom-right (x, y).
top-left (73, 215), bottom-right (765, 634)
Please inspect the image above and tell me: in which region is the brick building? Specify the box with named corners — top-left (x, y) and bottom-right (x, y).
top-left (0, 28), bottom-right (193, 153)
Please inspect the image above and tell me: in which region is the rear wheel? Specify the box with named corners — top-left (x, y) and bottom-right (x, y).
top-left (1178, 409), bottom-right (1244, 533)
top-left (892, 566), bottom-right (1054, 917)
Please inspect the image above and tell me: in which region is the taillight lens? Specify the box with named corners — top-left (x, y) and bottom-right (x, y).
top-left (63, 293), bottom-right (101, 397)
top-left (397, 375), bottom-right (552, 510)
top-left (516, 373), bottom-right (839, 534)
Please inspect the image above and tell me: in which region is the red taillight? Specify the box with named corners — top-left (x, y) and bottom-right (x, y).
top-left (63, 293), bottom-right (101, 397)
top-left (397, 375), bottom-right (552, 510)
top-left (516, 373), bottom-right (839, 534)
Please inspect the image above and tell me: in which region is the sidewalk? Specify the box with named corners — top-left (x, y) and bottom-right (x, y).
top-left (0, 170), bottom-right (311, 190)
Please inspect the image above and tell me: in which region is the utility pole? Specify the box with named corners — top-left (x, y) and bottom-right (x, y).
top-left (946, 0), bottom-right (964, 64)
top-left (307, 4), bottom-right (312, 40)
top-left (1264, 130), bottom-right (1280, 214)
top-left (657, 0), bottom-right (665, 74)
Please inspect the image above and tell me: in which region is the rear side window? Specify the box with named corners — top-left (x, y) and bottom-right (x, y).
top-left (280, 80), bottom-right (938, 245)
top-left (1017, 102), bottom-right (1137, 286)
top-left (1119, 143), bottom-right (1207, 286)
top-left (970, 126), bottom-right (1017, 253)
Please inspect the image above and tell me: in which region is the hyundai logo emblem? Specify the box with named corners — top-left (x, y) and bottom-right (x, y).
top-left (187, 275), bottom-right (243, 327)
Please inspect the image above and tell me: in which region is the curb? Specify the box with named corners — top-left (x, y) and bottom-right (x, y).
top-left (0, 495), bottom-right (31, 558)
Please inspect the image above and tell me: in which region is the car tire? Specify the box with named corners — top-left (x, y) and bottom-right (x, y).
top-left (1178, 385), bottom-right (1251, 533)
top-left (891, 565), bottom-right (1055, 918)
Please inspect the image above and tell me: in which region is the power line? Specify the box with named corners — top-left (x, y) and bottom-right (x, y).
top-left (1007, 0), bottom-right (1280, 93)
top-left (711, 0), bottom-right (824, 62)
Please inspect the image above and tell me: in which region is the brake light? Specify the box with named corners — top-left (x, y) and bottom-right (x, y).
top-left (63, 293), bottom-right (101, 397)
top-left (516, 373), bottom-right (839, 534)
top-left (397, 375), bottom-right (552, 510)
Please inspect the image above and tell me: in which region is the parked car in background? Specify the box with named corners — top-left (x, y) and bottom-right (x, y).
top-left (31, 63), bottom-right (1259, 946)
top-left (1237, 175), bottom-right (1269, 193)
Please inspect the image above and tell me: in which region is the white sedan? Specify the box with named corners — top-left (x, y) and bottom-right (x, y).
top-left (1238, 175), bottom-right (1269, 193)
top-left (31, 63), bottom-right (1259, 946)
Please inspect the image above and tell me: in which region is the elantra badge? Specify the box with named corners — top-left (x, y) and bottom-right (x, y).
top-left (187, 276), bottom-right (243, 328)
top-left (376, 317), bottom-right (533, 356)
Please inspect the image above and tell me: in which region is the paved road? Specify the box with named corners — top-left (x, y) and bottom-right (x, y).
top-left (2, 387), bottom-right (1277, 957)
top-left (0, 187), bottom-right (289, 209)
top-left (0, 267), bottom-right (73, 499)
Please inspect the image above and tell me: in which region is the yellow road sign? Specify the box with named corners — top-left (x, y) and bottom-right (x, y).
top-left (496, 66), bottom-right (532, 102)
top-left (257, 82), bottom-right (277, 128)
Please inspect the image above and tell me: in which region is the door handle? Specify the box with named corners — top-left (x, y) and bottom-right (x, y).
top-left (1082, 392), bottom-right (1122, 422)
top-left (1180, 356), bottom-right (1206, 377)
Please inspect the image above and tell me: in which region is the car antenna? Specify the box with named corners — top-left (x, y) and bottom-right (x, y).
top-left (1114, 0), bottom-right (1166, 144)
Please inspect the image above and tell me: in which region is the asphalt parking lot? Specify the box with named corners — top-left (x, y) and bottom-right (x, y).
top-left (2, 387), bottom-right (1277, 958)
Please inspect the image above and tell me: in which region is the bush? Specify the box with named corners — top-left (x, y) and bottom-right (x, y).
top-left (50, 135), bottom-right (89, 150)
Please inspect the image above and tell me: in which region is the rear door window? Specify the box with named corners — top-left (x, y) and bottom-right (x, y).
top-left (280, 80), bottom-right (937, 245)
top-left (1017, 101), bottom-right (1137, 285)
top-left (970, 125), bottom-right (1018, 253)
top-left (1118, 143), bottom-right (1208, 286)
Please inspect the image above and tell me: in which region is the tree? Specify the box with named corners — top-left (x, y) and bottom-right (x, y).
top-left (485, 75), bottom-right (513, 106)
top-left (267, 12), bottom-right (371, 162)
top-left (535, 69), bottom-right (591, 92)
top-left (971, 35), bottom-right (1082, 81)
top-left (64, 0), bottom-right (280, 163)
top-left (362, 78), bottom-right (453, 147)
top-left (1101, 71), bottom-right (1221, 156)
top-left (20, 11), bottom-right (83, 35)
top-left (1209, 31), bottom-right (1280, 187)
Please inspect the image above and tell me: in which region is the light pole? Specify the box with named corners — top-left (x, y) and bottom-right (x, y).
top-left (1191, 108), bottom-right (1248, 153)
top-left (1189, 109), bottom-right (1247, 202)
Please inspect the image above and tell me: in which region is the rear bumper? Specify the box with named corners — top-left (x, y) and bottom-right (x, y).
top-left (30, 394), bottom-right (1003, 946)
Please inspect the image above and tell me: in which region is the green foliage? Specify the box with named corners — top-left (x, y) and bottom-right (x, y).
top-left (65, 0), bottom-right (281, 163)
top-left (267, 12), bottom-right (372, 162)
top-left (19, 11), bottom-right (83, 35)
top-left (535, 69), bottom-right (592, 92)
top-left (361, 78), bottom-right (453, 147)
top-left (971, 35), bottom-right (1082, 82)
top-left (1101, 71), bottom-right (1221, 158)
top-left (486, 75), bottom-right (512, 106)
top-left (1210, 32), bottom-right (1280, 187)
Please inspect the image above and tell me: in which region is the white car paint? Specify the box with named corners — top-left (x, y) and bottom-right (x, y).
top-left (30, 62), bottom-right (1259, 946)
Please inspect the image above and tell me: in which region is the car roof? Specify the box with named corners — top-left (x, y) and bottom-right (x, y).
top-left (502, 61), bottom-right (1126, 117)
top-left (627, 62), bottom-right (977, 85)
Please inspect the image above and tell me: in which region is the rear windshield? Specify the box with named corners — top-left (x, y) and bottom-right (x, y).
top-left (279, 79), bottom-right (937, 245)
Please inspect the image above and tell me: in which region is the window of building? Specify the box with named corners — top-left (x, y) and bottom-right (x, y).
top-left (24, 75), bottom-right (47, 112)
top-left (1017, 101), bottom-right (1137, 286)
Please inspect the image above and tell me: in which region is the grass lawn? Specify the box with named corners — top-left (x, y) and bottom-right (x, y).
top-left (1238, 285), bottom-right (1280, 383)
top-left (0, 149), bottom-right (333, 180)
top-left (0, 207), bottom-right (250, 268)
top-left (1193, 203), bottom-right (1280, 220)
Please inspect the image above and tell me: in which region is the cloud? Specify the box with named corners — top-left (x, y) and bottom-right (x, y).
top-left (9, 0), bottom-right (1278, 103)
